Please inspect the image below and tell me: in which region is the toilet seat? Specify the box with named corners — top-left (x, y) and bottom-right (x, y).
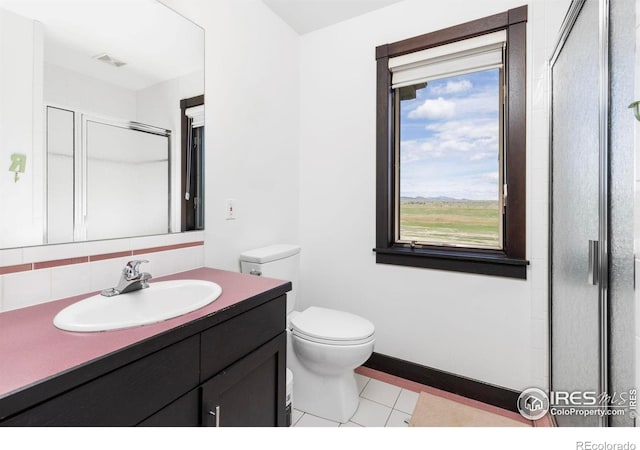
top-left (290, 306), bottom-right (375, 346)
top-left (292, 330), bottom-right (375, 346)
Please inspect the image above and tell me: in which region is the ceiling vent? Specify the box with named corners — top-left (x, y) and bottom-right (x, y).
top-left (93, 53), bottom-right (127, 68)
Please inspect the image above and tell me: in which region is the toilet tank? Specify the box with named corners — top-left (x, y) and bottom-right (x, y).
top-left (240, 244), bottom-right (300, 314)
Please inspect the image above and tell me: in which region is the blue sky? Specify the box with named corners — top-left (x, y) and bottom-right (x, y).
top-left (399, 69), bottom-right (500, 201)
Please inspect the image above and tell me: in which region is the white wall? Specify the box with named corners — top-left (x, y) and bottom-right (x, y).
top-left (160, 0), bottom-right (301, 271)
top-left (298, 0), bottom-right (570, 391)
top-left (0, 9), bottom-right (44, 248)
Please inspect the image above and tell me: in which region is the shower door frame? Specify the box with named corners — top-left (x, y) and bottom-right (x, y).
top-left (547, 0), bottom-right (610, 427)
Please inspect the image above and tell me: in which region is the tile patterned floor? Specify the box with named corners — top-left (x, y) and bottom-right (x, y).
top-left (292, 372), bottom-right (418, 427)
top-left (291, 366), bottom-right (547, 427)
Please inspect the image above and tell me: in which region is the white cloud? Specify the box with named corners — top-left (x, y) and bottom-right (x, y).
top-left (470, 152), bottom-right (496, 161)
top-left (452, 91), bottom-right (499, 118)
top-left (398, 117), bottom-right (499, 167)
top-left (408, 97), bottom-right (456, 120)
top-left (399, 139), bottom-right (442, 164)
top-left (425, 119), bottom-right (499, 155)
top-left (431, 79), bottom-right (473, 95)
top-left (480, 171), bottom-right (500, 181)
top-left (405, 88), bottom-right (498, 124)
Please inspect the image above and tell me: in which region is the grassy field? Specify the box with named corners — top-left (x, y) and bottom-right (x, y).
top-left (400, 199), bottom-right (501, 248)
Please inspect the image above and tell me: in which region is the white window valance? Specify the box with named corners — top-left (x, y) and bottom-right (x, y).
top-left (185, 104), bottom-right (204, 128)
top-left (389, 30), bottom-right (506, 89)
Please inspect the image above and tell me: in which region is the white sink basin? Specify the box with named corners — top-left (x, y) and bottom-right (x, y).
top-left (53, 279), bottom-right (222, 332)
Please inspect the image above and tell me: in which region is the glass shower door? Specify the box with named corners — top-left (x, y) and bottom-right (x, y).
top-left (83, 118), bottom-right (170, 241)
top-left (550, 0), bottom-right (606, 427)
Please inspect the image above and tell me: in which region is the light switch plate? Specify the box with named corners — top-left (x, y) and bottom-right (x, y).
top-left (225, 199), bottom-right (236, 220)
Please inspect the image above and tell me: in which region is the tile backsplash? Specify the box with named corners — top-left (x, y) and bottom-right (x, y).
top-left (0, 232), bottom-right (205, 312)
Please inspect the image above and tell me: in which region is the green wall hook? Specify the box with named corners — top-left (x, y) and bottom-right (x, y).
top-left (628, 101), bottom-right (640, 122)
top-left (9, 153), bottom-right (26, 183)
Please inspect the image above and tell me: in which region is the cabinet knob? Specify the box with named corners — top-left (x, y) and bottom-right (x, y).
top-left (208, 405), bottom-right (221, 427)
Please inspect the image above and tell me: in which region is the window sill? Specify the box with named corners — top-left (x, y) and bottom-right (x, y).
top-left (373, 246), bottom-right (529, 279)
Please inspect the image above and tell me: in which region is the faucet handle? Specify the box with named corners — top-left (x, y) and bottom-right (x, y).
top-left (123, 260), bottom-right (149, 279)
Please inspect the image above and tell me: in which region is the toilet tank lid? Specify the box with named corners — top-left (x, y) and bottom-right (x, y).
top-left (239, 244), bottom-right (301, 263)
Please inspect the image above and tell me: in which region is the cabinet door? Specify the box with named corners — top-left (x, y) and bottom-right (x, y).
top-left (200, 295), bottom-right (285, 380)
top-left (202, 332), bottom-right (286, 427)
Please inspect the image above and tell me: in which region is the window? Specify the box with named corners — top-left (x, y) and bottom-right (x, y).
top-left (375, 7), bottom-right (528, 279)
top-left (181, 95), bottom-right (205, 231)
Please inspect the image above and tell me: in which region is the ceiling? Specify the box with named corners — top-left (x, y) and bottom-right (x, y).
top-left (262, 0), bottom-right (403, 34)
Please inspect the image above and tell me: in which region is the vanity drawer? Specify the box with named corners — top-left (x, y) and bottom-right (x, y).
top-left (137, 388), bottom-right (200, 427)
top-left (200, 295), bottom-right (286, 381)
top-left (2, 335), bottom-right (199, 426)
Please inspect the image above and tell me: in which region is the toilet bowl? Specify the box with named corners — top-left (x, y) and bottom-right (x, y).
top-left (287, 307), bottom-right (375, 422)
top-left (239, 245), bottom-right (375, 423)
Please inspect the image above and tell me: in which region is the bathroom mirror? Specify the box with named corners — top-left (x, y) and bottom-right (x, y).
top-left (0, 0), bottom-right (204, 249)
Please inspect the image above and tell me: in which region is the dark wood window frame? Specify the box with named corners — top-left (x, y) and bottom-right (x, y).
top-left (375, 6), bottom-right (529, 279)
top-left (180, 94), bottom-right (204, 232)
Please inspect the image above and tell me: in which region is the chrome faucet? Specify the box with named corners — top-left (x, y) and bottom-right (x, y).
top-left (101, 260), bottom-right (152, 297)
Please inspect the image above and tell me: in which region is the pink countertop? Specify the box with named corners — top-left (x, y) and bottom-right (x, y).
top-left (0, 267), bottom-right (289, 401)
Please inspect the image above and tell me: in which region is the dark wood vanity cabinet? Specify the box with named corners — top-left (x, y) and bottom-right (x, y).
top-left (201, 334), bottom-right (285, 427)
top-left (0, 295), bottom-right (287, 427)
top-left (139, 333), bottom-right (286, 427)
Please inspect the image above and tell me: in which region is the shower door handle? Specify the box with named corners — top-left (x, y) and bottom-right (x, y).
top-left (588, 240), bottom-right (599, 285)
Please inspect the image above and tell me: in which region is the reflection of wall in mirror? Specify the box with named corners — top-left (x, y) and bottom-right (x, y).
top-left (44, 63), bottom-right (137, 120)
top-left (0, 8), bottom-right (45, 248)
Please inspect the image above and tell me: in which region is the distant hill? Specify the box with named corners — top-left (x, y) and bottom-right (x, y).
top-left (400, 196), bottom-right (495, 203)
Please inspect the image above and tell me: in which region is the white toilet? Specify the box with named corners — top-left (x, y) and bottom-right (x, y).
top-left (239, 244), bottom-right (375, 423)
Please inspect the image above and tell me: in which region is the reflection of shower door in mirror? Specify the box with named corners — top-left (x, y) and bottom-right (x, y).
top-left (46, 108), bottom-right (171, 242)
top-left (550, 0), bottom-right (607, 427)
top-left (83, 118), bottom-right (170, 241)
